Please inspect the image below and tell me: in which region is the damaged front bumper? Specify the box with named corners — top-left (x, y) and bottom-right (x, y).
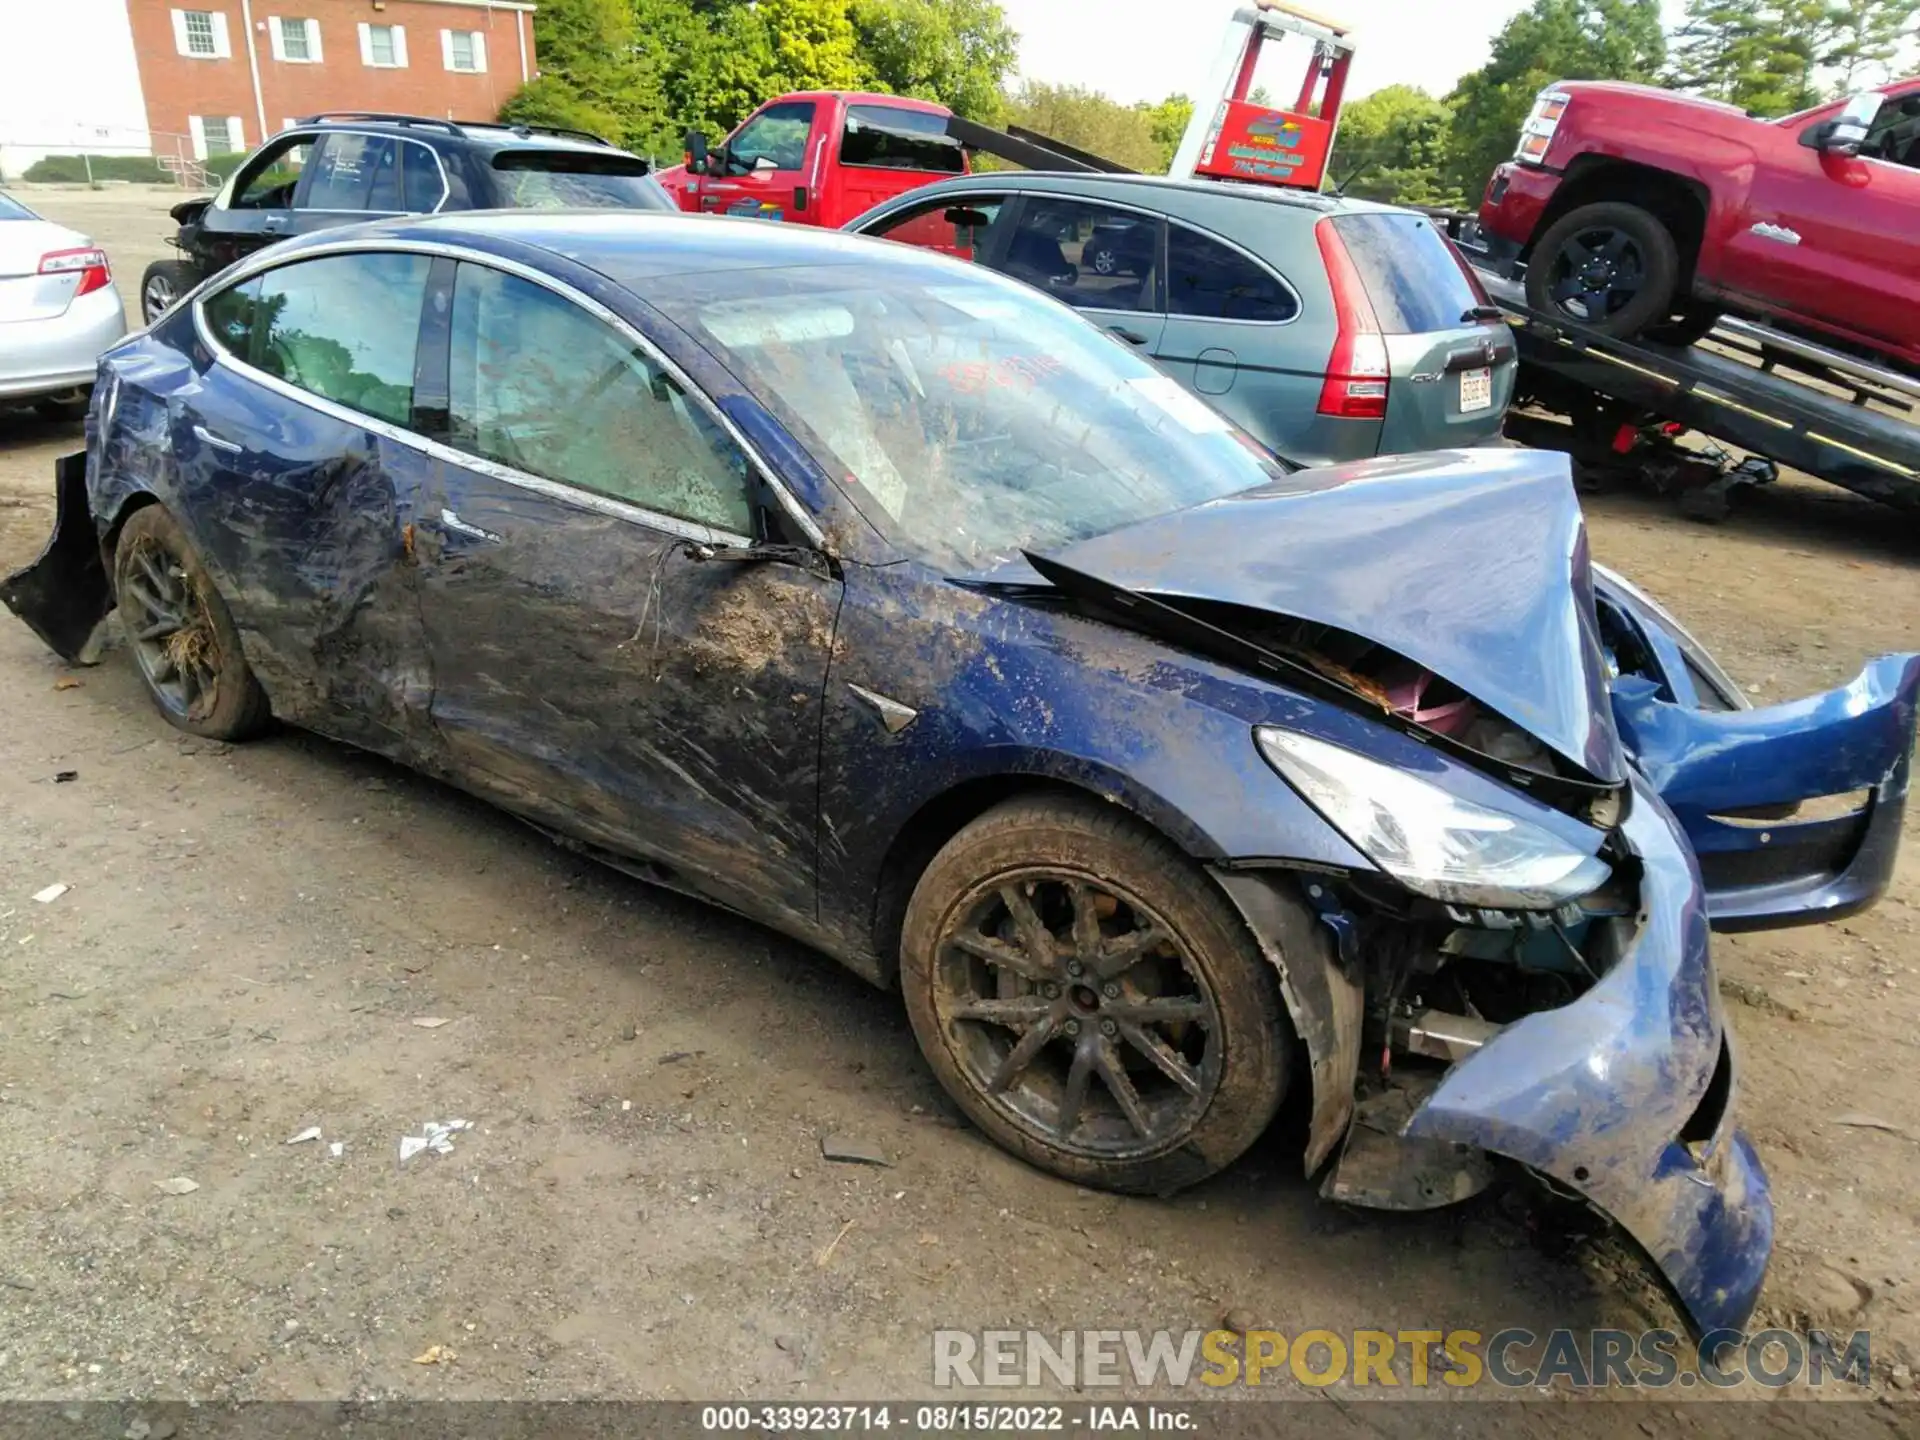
top-left (1401, 776), bottom-right (1770, 1334)
top-left (1221, 774), bottom-right (1773, 1337)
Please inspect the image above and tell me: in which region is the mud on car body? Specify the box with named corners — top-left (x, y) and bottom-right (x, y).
top-left (6, 214), bottom-right (1917, 1335)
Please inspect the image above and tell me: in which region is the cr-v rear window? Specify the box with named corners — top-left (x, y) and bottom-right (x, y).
top-left (841, 105), bottom-right (966, 174)
top-left (491, 151), bottom-right (675, 210)
top-left (1330, 212), bottom-right (1482, 334)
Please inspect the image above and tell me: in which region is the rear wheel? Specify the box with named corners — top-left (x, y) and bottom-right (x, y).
top-left (900, 794), bottom-right (1292, 1195)
top-left (139, 259), bottom-right (199, 325)
top-left (1526, 201), bottom-right (1679, 339)
top-left (113, 504), bottom-right (271, 740)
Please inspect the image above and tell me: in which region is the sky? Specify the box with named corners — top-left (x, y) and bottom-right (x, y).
top-left (994, 1), bottom-right (1693, 106)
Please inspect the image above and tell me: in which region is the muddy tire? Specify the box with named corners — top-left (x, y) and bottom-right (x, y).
top-left (900, 793), bottom-right (1291, 1195)
top-left (139, 259), bottom-right (198, 325)
top-left (113, 505), bottom-right (271, 740)
top-left (1525, 201), bottom-right (1679, 339)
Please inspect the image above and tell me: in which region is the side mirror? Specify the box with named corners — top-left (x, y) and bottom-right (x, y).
top-left (684, 128), bottom-right (710, 175)
top-left (1823, 91), bottom-right (1884, 156)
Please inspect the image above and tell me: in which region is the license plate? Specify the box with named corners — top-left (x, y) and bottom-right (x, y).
top-left (1460, 366), bottom-right (1493, 413)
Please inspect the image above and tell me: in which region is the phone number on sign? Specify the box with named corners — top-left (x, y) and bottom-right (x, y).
top-left (700, 1405), bottom-right (1072, 1432)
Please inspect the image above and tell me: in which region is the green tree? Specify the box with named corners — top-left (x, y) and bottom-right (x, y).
top-left (849, 0), bottom-right (1020, 120)
top-left (1001, 81), bottom-right (1167, 172)
top-left (1441, 0), bottom-right (1665, 199)
top-left (757, 0), bottom-right (869, 94)
top-left (1825, 0), bottom-right (1920, 93)
top-left (1669, 2), bottom-right (1841, 115)
top-left (1139, 93), bottom-right (1194, 169)
top-left (500, 0), bottom-right (667, 149)
top-left (1330, 85), bottom-right (1458, 207)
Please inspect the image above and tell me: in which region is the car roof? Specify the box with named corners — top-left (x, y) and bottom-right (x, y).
top-left (290, 116), bottom-right (632, 158)
top-left (315, 209), bottom-right (965, 284)
top-left (882, 169), bottom-right (1405, 218)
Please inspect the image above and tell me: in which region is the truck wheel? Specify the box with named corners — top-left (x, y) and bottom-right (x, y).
top-left (1526, 202), bottom-right (1679, 339)
top-left (139, 260), bottom-right (199, 325)
top-left (113, 505), bottom-right (271, 740)
top-left (899, 793), bottom-right (1292, 1195)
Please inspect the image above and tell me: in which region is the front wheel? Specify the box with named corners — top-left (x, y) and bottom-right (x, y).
top-left (139, 259), bottom-right (199, 325)
top-left (900, 795), bottom-right (1292, 1195)
top-left (113, 504), bottom-right (271, 739)
top-left (1525, 201), bottom-right (1680, 339)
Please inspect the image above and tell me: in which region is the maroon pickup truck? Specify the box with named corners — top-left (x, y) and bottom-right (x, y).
top-left (1478, 79), bottom-right (1920, 372)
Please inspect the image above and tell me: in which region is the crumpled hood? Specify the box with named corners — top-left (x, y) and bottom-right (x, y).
top-left (1039, 448), bottom-right (1626, 784)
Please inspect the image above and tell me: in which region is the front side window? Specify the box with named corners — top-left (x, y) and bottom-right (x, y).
top-left (205, 252), bottom-right (430, 427)
top-left (1863, 94), bottom-right (1920, 168)
top-left (654, 263), bottom-right (1283, 569)
top-left (727, 102), bottom-right (816, 174)
top-left (996, 198), bottom-right (1160, 314)
top-left (232, 136), bottom-right (310, 209)
top-left (447, 263), bottom-right (754, 534)
top-left (1167, 224), bottom-right (1298, 323)
top-left (863, 196), bottom-right (1007, 262)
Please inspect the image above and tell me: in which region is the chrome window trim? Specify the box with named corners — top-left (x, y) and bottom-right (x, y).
top-left (190, 236), bottom-right (812, 548)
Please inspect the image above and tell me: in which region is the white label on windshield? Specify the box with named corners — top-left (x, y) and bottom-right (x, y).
top-left (1126, 375), bottom-right (1230, 434)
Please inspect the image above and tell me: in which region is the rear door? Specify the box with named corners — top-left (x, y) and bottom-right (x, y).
top-left (1329, 211), bottom-right (1516, 454)
top-left (697, 99), bottom-right (819, 224)
top-left (163, 249), bottom-right (437, 756)
top-left (1157, 220), bottom-right (1315, 454)
top-left (989, 194), bottom-right (1167, 353)
top-left (295, 132), bottom-right (448, 230)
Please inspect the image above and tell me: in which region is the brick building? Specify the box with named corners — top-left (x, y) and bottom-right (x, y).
top-left (0, 0), bottom-right (536, 178)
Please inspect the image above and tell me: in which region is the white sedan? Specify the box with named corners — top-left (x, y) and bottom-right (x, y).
top-left (0, 191), bottom-right (127, 418)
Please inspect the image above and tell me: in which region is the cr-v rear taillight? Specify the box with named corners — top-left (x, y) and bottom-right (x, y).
top-left (1313, 217), bottom-right (1388, 422)
top-left (39, 247), bottom-right (112, 298)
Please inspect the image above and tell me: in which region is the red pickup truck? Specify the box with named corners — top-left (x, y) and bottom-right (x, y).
top-left (1478, 79), bottom-right (1920, 371)
top-left (654, 91), bottom-right (966, 229)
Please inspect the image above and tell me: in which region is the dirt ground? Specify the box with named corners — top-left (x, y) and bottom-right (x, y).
top-left (2, 187), bottom-right (1919, 1413)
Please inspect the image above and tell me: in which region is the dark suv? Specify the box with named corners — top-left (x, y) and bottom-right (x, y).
top-left (140, 112), bottom-right (673, 323)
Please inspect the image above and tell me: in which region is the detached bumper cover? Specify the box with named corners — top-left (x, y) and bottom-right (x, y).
top-left (0, 451), bottom-right (113, 660)
top-left (1402, 775), bottom-right (1772, 1336)
top-left (1613, 655), bottom-right (1920, 931)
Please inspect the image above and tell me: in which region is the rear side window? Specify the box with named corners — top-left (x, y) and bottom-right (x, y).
top-left (302, 134), bottom-right (443, 212)
top-left (842, 105), bottom-right (965, 174)
top-left (1167, 224), bottom-right (1298, 323)
top-left (207, 252), bottom-right (431, 427)
top-left (447, 262), bottom-right (753, 534)
top-left (1329, 212), bottom-right (1481, 334)
top-left (491, 151), bottom-right (673, 210)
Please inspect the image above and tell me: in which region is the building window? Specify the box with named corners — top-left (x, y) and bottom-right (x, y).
top-left (443, 29), bottom-right (486, 73)
top-left (358, 22), bottom-right (407, 68)
top-left (189, 115), bottom-right (245, 160)
top-left (270, 17), bottom-right (322, 63)
top-left (172, 8), bottom-right (231, 58)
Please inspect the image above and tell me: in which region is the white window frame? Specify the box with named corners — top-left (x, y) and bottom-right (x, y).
top-left (268, 17), bottom-right (323, 63)
top-left (441, 29), bottom-right (486, 73)
top-left (172, 9), bottom-right (232, 59)
top-left (189, 116), bottom-right (245, 160)
top-left (357, 22), bottom-right (408, 68)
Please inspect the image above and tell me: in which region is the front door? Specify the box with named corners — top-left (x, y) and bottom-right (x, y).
top-left (196, 132), bottom-right (316, 263)
top-left (411, 259), bottom-right (840, 928)
top-left (698, 99), bottom-right (819, 224)
top-left (989, 195), bottom-right (1168, 353)
top-left (163, 248), bottom-right (436, 754)
top-left (1722, 87), bottom-right (1920, 362)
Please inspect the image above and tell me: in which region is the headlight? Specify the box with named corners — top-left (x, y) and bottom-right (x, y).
top-left (1256, 728), bottom-right (1609, 909)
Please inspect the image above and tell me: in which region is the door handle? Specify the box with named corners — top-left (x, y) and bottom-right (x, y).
top-left (438, 507), bottom-right (501, 543)
top-left (262, 215), bottom-right (288, 234)
top-left (192, 424), bottom-right (243, 454)
top-left (1109, 326), bottom-right (1151, 346)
